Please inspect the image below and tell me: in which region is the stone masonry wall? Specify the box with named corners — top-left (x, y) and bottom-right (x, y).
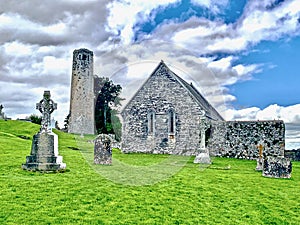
top-left (208, 120), bottom-right (285, 159)
top-left (122, 66), bottom-right (204, 155)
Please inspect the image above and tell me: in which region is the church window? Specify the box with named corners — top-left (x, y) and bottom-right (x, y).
top-left (148, 110), bottom-right (155, 135)
top-left (168, 109), bottom-right (175, 136)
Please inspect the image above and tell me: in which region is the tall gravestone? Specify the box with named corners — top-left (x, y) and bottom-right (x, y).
top-left (0, 104), bottom-right (5, 120)
top-left (255, 143), bottom-right (264, 171)
top-left (194, 111), bottom-right (211, 164)
top-left (68, 48), bottom-right (95, 135)
top-left (94, 134), bottom-right (112, 165)
top-left (22, 91), bottom-right (66, 172)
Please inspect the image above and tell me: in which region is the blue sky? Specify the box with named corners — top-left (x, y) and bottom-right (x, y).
top-left (230, 36), bottom-right (300, 109)
top-left (0, 0), bottom-right (300, 148)
top-left (131, 0), bottom-right (299, 109)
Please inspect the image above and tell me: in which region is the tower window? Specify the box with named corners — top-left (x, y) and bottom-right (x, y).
top-left (82, 54), bottom-right (87, 60)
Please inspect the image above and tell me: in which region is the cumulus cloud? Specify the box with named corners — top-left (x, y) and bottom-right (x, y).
top-left (106, 0), bottom-right (181, 44)
top-left (0, 0), bottom-right (113, 124)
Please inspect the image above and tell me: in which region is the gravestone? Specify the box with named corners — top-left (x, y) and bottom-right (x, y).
top-left (22, 91), bottom-right (66, 172)
top-left (256, 144), bottom-right (264, 171)
top-left (94, 134), bottom-right (112, 165)
top-left (0, 104), bottom-right (5, 120)
top-left (194, 111), bottom-right (211, 164)
top-left (263, 156), bottom-right (292, 178)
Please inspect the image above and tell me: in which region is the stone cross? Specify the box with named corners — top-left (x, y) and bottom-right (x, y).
top-left (36, 91), bottom-right (57, 132)
top-left (256, 143), bottom-right (264, 171)
top-left (199, 110), bottom-right (210, 149)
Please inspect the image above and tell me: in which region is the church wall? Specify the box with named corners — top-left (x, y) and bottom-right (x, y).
top-left (121, 68), bottom-right (204, 155)
top-left (208, 120), bottom-right (285, 159)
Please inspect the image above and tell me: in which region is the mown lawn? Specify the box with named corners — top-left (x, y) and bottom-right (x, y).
top-left (0, 120), bottom-right (299, 224)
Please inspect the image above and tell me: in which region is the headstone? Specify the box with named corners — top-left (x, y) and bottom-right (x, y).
top-left (256, 144), bottom-right (264, 171)
top-left (194, 111), bottom-right (211, 164)
top-left (22, 91), bottom-right (66, 172)
top-left (94, 134), bottom-right (112, 165)
top-left (263, 156), bottom-right (292, 178)
top-left (0, 104), bottom-right (5, 120)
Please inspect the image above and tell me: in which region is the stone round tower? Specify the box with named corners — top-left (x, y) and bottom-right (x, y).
top-left (68, 48), bottom-right (95, 134)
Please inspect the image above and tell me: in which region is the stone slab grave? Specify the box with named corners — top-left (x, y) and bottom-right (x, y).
top-left (94, 134), bottom-right (112, 165)
top-left (22, 91), bottom-right (66, 172)
top-left (263, 156), bottom-right (292, 178)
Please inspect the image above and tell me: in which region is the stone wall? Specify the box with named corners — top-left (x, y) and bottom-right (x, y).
top-left (208, 120), bottom-right (285, 159)
top-left (121, 65), bottom-right (205, 155)
top-left (284, 149), bottom-right (300, 161)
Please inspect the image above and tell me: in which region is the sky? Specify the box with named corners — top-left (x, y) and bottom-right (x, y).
top-left (0, 0), bottom-right (300, 149)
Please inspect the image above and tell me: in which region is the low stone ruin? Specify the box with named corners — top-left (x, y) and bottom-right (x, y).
top-left (22, 91), bottom-right (66, 172)
top-left (208, 120), bottom-right (285, 159)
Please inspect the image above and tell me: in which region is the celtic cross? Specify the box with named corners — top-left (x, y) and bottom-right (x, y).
top-left (36, 91), bottom-right (57, 132)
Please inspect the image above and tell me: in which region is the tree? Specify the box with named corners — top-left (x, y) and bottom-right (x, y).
top-left (94, 76), bottom-right (123, 138)
top-left (27, 114), bottom-right (42, 125)
top-left (63, 113), bottom-right (70, 132)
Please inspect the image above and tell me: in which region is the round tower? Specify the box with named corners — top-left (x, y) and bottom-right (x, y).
top-left (68, 48), bottom-right (95, 134)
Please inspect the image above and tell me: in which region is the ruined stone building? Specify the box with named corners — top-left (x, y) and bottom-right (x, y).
top-left (121, 61), bottom-right (224, 155)
top-left (121, 61), bottom-right (285, 159)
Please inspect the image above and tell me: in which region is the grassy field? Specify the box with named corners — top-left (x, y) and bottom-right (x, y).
top-left (0, 120), bottom-right (299, 224)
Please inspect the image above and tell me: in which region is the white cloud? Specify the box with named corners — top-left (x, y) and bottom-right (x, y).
top-left (106, 0), bottom-right (180, 44)
top-left (3, 41), bottom-right (34, 56)
top-left (225, 104), bottom-right (300, 123)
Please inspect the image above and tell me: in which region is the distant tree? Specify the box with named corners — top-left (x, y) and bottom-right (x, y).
top-left (63, 113), bottom-right (70, 131)
top-left (95, 76), bottom-right (123, 138)
top-left (55, 121), bottom-right (60, 130)
top-left (27, 114), bottom-right (42, 125)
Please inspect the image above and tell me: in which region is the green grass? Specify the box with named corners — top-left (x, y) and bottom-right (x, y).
top-left (0, 120), bottom-right (300, 224)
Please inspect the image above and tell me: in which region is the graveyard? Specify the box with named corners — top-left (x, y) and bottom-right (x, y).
top-left (0, 119), bottom-right (300, 224)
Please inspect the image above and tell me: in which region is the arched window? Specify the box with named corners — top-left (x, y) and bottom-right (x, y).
top-left (148, 110), bottom-right (155, 135)
top-left (168, 109), bottom-right (175, 135)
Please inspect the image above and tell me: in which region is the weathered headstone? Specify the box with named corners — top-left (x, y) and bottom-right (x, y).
top-left (0, 104), bottom-right (5, 120)
top-left (22, 91), bottom-right (66, 172)
top-left (94, 134), bottom-right (112, 165)
top-left (256, 144), bottom-right (264, 171)
top-left (263, 156), bottom-right (292, 178)
top-left (194, 111), bottom-right (211, 164)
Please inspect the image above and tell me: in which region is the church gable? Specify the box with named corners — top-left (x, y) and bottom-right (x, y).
top-left (122, 61), bottom-right (222, 120)
top-left (121, 61), bottom-right (223, 155)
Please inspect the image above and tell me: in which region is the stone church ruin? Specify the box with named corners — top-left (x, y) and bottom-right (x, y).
top-left (68, 48), bottom-right (286, 162)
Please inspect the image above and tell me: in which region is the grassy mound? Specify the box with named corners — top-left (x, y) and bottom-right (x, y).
top-left (0, 120), bottom-right (299, 224)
